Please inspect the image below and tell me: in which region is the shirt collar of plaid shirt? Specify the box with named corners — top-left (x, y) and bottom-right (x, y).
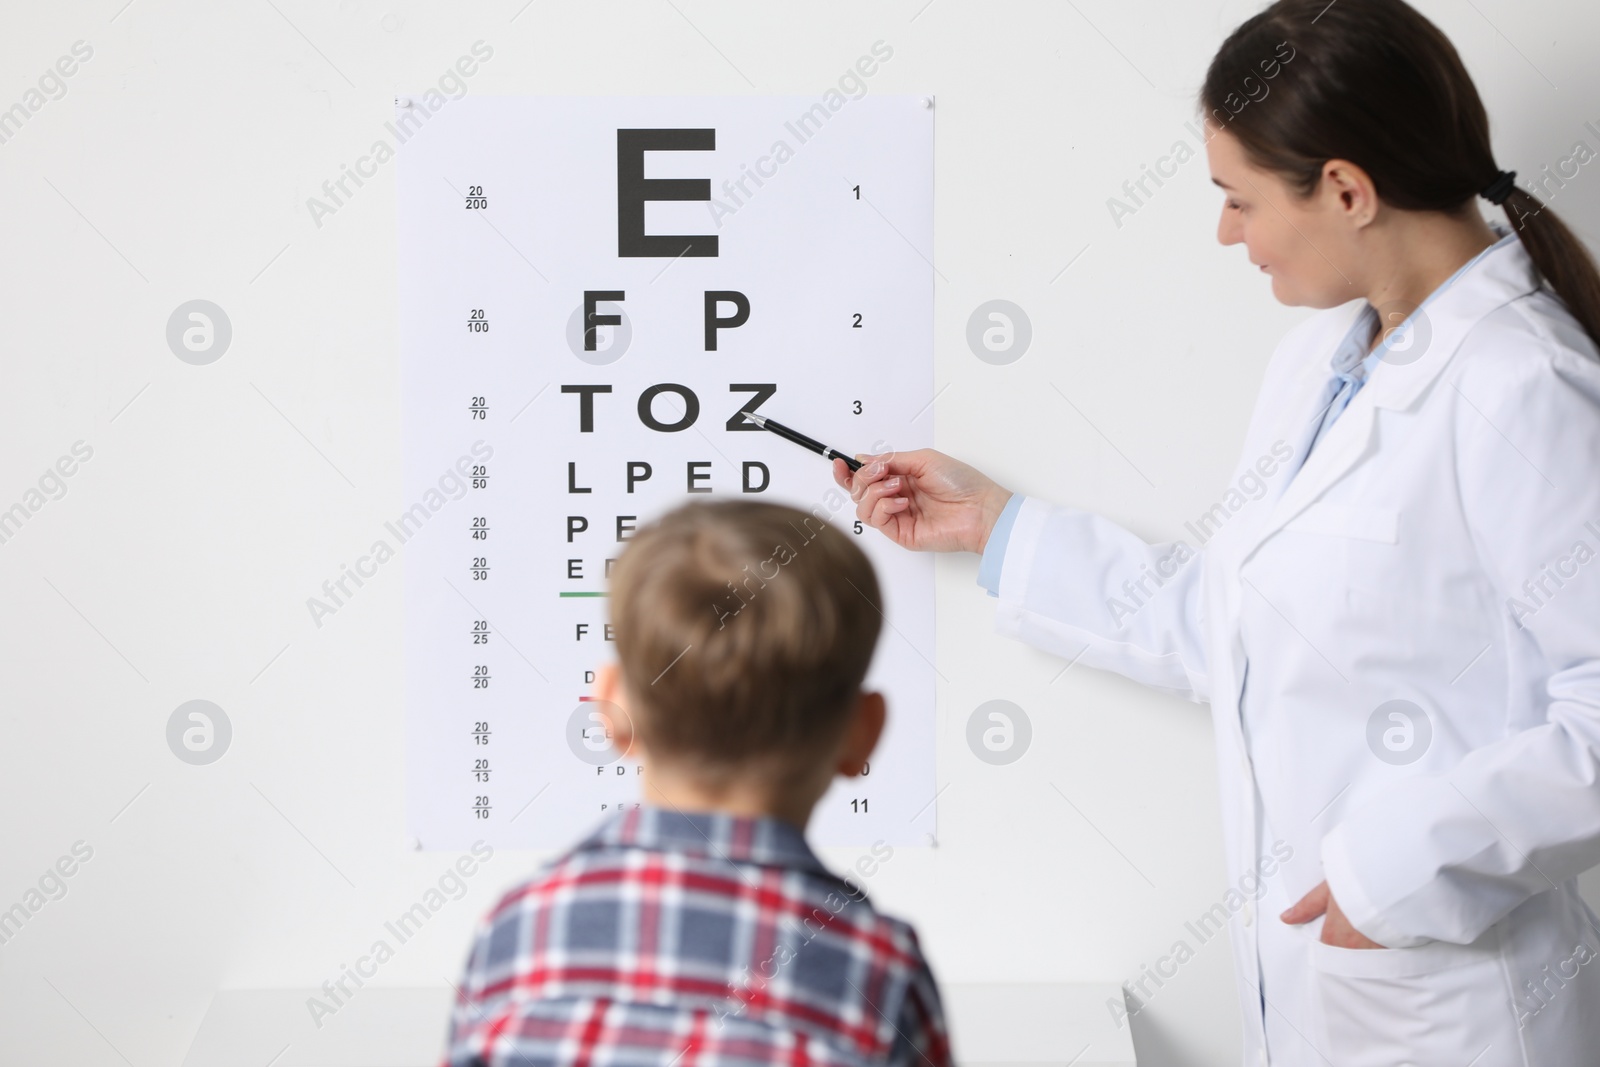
top-left (579, 804), bottom-right (835, 879)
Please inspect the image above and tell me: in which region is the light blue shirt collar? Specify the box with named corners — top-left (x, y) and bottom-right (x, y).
top-left (1338, 219), bottom-right (1517, 377)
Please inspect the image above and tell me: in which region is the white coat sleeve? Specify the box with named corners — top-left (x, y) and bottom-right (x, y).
top-left (1321, 334), bottom-right (1600, 948)
top-left (992, 495), bottom-right (1211, 704)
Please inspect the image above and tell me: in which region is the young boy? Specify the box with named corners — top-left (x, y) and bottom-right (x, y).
top-left (443, 500), bottom-right (952, 1067)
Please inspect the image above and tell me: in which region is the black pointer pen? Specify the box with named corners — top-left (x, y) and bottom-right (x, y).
top-left (740, 412), bottom-right (864, 472)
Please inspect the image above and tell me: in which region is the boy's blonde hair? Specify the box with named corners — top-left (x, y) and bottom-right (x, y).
top-left (608, 500), bottom-right (883, 776)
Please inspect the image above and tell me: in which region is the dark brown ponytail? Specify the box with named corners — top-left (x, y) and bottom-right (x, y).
top-left (1201, 0), bottom-right (1600, 353)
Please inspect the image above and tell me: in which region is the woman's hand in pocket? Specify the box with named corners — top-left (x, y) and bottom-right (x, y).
top-left (1281, 880), bottom-right (1384, 948)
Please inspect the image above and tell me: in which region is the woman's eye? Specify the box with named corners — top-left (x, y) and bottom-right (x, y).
top-left (1227, 199), bottom-right (1243, 211)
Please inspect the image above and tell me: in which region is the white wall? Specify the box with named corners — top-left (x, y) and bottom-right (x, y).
top-left (1, 2), bottom-right (1596, 1065)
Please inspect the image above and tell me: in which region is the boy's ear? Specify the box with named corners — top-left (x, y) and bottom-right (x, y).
top-left (835, 690), bottom-right (886, 778)
top-left (592, 663), bottom-right (637, 757)
top-left (593, 661), bottom-right (619, 701)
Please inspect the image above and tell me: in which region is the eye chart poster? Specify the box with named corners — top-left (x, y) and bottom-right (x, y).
top-left (399, 95), bottom-right (935, 850)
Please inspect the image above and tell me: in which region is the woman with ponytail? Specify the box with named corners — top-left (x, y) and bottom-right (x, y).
top-left (842, 0), bottom-right (1600, 1061)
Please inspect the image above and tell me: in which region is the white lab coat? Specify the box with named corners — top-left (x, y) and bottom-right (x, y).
top-left (992, 225), bottom-right (1600, 1066)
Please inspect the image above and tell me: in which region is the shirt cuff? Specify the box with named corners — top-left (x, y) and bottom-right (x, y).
top-left (1320, 826), bottom-right (1425, 949)
top-left (976, 492), bottom-right (1023, 597)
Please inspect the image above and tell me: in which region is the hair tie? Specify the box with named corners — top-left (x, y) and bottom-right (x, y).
top-left (1480, 169), bottom-right (1517, 205)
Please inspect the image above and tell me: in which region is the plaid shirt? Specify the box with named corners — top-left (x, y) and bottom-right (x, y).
top-left (443, 805), bottom-right (952, 1067)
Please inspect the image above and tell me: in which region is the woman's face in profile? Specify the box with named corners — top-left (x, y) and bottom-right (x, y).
top-left (1206, 123), bottom-right (1359, 310)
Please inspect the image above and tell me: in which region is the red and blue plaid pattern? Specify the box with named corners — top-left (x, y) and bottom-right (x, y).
top-left (443, 805), bottom-right (952, 1067)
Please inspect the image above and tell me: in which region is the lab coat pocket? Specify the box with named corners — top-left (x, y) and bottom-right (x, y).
top-left (1283, 502), bottom-right (1405, 607)
top-left (1308, 935), bottom-right (1520, 1066)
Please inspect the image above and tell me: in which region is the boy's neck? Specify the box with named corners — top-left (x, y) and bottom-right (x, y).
top-left (640, 761), bottom-right (823, 833)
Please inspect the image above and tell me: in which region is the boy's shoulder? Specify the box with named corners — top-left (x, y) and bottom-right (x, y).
top-left (449, 810), bottom-right (949, 1067)
top-left (476, 807), bottom-right (926, 963)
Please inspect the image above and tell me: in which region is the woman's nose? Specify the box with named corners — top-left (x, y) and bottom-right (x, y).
top-left (1217, 209), bottom-right (1241, 246)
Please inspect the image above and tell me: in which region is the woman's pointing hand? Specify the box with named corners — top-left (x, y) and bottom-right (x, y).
top-left (833, 448), bottom-right (1012, 556)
